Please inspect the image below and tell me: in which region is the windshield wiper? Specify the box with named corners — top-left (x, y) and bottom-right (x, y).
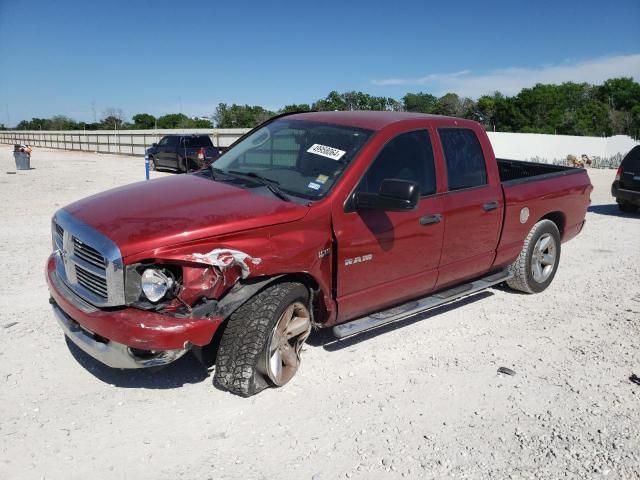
top-left (209, 167), bottom-right (231, 180)
top-left (226, 170), bottom-right (291, 202)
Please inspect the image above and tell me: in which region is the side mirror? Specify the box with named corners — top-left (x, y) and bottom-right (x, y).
top-left (354, 179), bottom-right (419, 212)
top-left (151, 143), bottom-right (158, 147)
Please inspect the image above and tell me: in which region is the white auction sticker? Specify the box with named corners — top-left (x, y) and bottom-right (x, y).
top-left (307, 143), bottom-right (346, 161)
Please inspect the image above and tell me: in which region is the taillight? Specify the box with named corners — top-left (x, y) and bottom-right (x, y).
top-left (615, 166), bottom-right (622, 181)
top-left (197, 148), bottom-right (205, 160)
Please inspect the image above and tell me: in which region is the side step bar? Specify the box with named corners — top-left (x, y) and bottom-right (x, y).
top-left (332, 270), bottom-right (512, 339)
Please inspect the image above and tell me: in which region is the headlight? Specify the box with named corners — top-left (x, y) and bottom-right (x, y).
top-left (141, 268), bottom-right (174, 303)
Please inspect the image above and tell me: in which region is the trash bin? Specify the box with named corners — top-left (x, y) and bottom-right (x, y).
top-left (14, 151), bottom-right (31, 170)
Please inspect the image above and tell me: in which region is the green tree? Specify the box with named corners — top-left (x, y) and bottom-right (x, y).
top-left (156, 113), bottom-right (190, 129)
top-left (214, 104), bottom-right (274, 128)
top-left (476, 92), bottom-right (503, 129)
top-left (49, 115), bottom-right (81, 130)
top-left (312, 91), bottom-right (395, 112)
top-left (312, 91), bottom-right (347, 111)
top-left (190, 118), bottom-right (212, 128)
top-left (279, 104), bottom-right (312, 114)
top-left (101, 108), bottom-right (124, 129)
top-left (385, 98), bottom-right (403, 111)
top-left (433, 93), bottom-right (464, 116)
top-left (402, 92), bottom-right (437, 113)
top-left (574, 101), bottom-right (611, 136)
top-left (132, 113), bottom-right (156, 129)
top-left (598, 77), bottom-right (640, 111)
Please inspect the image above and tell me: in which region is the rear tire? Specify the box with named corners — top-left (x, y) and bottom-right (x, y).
top-left (507, 219), bottom-right (561, 294)
top-left (213, 282), bottom-right (311, 397)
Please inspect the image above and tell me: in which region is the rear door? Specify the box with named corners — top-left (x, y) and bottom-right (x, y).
top-left (435, 126), bottom-right (503, 287)
top-left (333, 129), bottom-right (444, 321)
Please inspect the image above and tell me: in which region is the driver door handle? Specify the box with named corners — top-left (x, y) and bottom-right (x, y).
top-left (419, 214), bottom-right (442, 225)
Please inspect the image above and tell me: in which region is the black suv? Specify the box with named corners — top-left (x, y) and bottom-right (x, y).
top-left (146, 135), bottom-right (222, 173)
top-left (612, 145), bottom-right (640, 213)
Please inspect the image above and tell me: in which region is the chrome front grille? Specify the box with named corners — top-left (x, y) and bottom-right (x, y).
top-left (51, 209), bottom-right (125, 307)
top-left (72, 236), bottom-right (107, 270)
top-left (75, 264), bottom-right (108, 299)
top-left (55, 222), bottom-right (64, 239)
top-left (53, 221), bottom-right (64, 251)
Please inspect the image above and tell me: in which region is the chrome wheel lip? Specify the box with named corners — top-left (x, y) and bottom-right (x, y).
top-left (265, 301), bottom-right (311, 387)
top-left (531, 233), bottom-right (556, 283)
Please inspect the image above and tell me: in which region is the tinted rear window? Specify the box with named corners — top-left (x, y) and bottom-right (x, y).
top-left (622, 145), bottom-right (640, 170)
top-left (181, 136), bottom-right (213, 148)
top-left (438, 128), bottom-right (487, 191)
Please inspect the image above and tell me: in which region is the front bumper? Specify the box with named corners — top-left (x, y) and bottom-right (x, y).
top-left (51, 300), bottom-right (189, 368)
top-left (46, 254), bottom-right (223, 369)
top-left (612, 181), bottom-right (640, 206)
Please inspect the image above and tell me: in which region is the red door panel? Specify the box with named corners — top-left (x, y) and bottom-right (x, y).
top-left (334, 195), bottom-right (444, 321)
top-left (436, 185), bottom-right (503, 287)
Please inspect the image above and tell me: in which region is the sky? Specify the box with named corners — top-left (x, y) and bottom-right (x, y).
top-left (0, 0), bottom-right (639, 126)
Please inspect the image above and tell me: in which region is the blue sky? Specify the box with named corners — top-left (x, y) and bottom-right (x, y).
top-left (0, 0), bottom-right (639, 125)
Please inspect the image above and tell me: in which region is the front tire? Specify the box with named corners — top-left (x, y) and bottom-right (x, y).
top-left (213, 282), bottom-right (311, 397)
top-left (507, 219), bottom-right (561, 294)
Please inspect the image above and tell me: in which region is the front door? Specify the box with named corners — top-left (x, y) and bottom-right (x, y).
top-left (333, 129), bottom-right (444, 322)
top-left (158, 136), bottom-right (179, 168)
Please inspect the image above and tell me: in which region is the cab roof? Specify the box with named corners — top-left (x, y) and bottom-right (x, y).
top-left (285, 111), bottom-right (458, 131)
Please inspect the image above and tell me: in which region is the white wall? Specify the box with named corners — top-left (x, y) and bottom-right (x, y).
top-left (487, 132), bottom-right (638, 163)
top-left (0, 128), bottom-right (249, 155)
top-left (2, 128), bottom-right (638, 165)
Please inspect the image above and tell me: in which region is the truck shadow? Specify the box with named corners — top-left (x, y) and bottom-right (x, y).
top-left (308, 290), bottom-right (494, 352)
top-left (65, 291), bottom-right (495, 387)
top-left (65, 337), bottom-right (209, 389)
top-left (588, 204), bottom-right (639, 218)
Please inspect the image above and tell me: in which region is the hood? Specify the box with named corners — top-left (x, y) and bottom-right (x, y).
top-left (64, 174), bottom-right (309, 258)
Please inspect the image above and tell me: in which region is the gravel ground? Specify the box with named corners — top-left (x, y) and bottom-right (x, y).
top-left (0, 148), bottom-right (639, 480)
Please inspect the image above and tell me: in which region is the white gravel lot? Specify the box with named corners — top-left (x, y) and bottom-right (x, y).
top-left (0, 148), bottom-right (639, 480)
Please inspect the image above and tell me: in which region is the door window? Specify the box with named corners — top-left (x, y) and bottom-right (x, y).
top-left (438, 128), bottom-right (487, 191)
top-left (357, 130), bottom-right (436, 196)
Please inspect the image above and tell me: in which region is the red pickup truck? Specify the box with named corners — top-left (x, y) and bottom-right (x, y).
top-left (46, 111), bottom-right (592, 396)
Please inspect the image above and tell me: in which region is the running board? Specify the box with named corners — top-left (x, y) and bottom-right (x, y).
top-left (332, 270), bottom-right (512, 339)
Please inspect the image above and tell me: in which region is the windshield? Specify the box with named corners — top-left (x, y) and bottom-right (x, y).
top-left (211, 119), bottom-right (373, 200)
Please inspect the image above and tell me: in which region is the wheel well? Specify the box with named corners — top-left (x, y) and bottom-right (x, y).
top-left (199, 272), bottom-right (325, 361)
top-left (277, 272), bottom-right (319, 291)
top-left (540, 211), bottom-right (566, 238)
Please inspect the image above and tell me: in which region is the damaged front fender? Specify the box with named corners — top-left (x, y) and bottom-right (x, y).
top-left (183, 248), bottom-right (262, 279)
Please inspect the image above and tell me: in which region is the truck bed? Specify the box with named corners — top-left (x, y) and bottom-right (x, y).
top-left (497, 158), bottom-right (582, 185)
